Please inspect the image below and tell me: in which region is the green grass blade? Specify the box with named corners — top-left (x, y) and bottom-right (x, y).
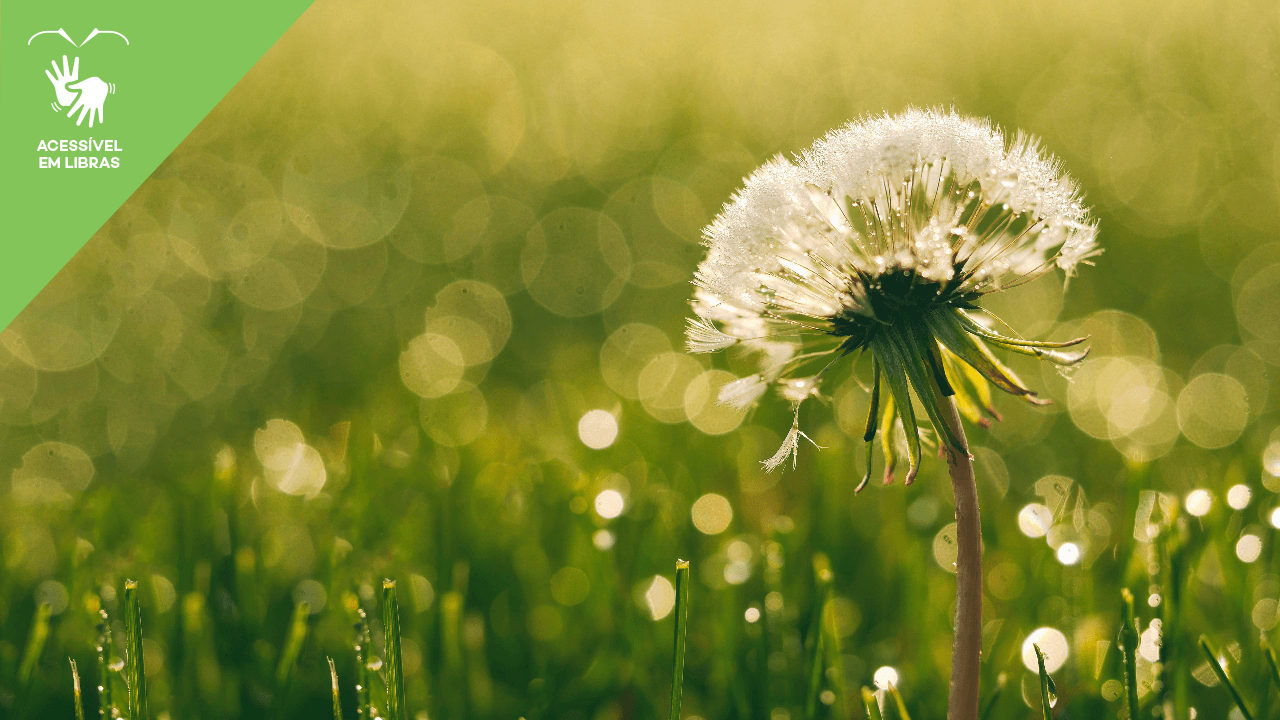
top-left (1033, 643), bottom-right (1056, 720)
top-left (441, 587), bottom-right (464, 717)
top-left (804, 562), bottom-right (831, 720)
top-left (820, 580), bottom-right (848, 720)
top-left (276, 602), bottom-right (311, 687)
top-left (96, 608), bottom-right (115, 720)
top-left (383, 579), bottom-right (408, 720)
top-left (669, 559), bottom-right (691, 720)
top-left (71, 658), bottom-right (86, 720)
top-left (1199, 636), bottom-right (1255, 720)
top-left (860, 687), bottom-right (883, 720)
top-left (1261, 638), bottom-right (1280, 690)
top-left (978, 673), bottom-right (1006, 720)
top-left (886, 684), bottom-right (912, 720)
top-left (124, 579), bottom-right (149, 720)
top-left (329, 656), bottom-right (344, 720)
top-left (1119, 589), bottom-right (1139, 720)
top-left (355, 609), bottom-right (374, 720)
top-left (18, 602), bottom-right (51, 688)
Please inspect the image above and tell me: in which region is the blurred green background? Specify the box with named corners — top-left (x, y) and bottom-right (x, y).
top-left (3, 0), bottom-right (1280, 717)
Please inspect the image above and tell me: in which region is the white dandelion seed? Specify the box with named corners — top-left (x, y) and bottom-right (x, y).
top-left (685, 316), bottom-right (740, 353)
top-left (762, 411), bottom-right (823, 472)
top-left (718, 374), bottom-right (769, 410)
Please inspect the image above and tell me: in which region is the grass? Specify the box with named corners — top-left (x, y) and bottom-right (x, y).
top-left (17, 603), bottom-right (50, 691)
top-left (7, 455), bottom-right (1280, 720)
top-left (276, 602), bottom-right (311, 688)
top-left (803, 561), bottom-right (830, 720)
top-left (1032, 644), bottom-right (1055, 720)
top-left (977, 675), bottom-right (1004, 720)
top-left (124, 580), bottom-right (147, 720)
top-left (1119, 589), bottom-right (1140, 720)
top-left (861, 687), bottom-right (884, 720)
top-left (382, 580), bottom-right (407, 720)
top-left (669, 560), bottom-right (691, 720)
top-left (95, 609), bottom-right (114, 720)
top-left (1200, 635), bottom-right (1255, 720)
top-left (69, 659), bottom-right (83, 720)
top-left (4, 0), bottom-right (1279, 717)
top-left (327, 657), bottom-right (343, 720)
top-left (5, 427), bottom-right (1279, 720)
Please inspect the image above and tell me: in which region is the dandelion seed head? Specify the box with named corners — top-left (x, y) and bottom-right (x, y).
top-left (689, 108), bottom-right (1097, 475)
top-left (695, 109), bottom-right (1096, 323)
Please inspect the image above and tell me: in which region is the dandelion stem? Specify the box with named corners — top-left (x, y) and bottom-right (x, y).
top-left (669, 559), bottom-right (691, 720)
top-left (936, 391), bottom-right (981, 720)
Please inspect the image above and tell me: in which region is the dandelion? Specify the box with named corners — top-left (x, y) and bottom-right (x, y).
top-left (686, 108), bottom-right (1098, 720)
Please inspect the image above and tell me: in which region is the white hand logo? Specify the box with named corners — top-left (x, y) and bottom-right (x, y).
top-left (45, 55), bottom-right (79, 107)
top-left (32, 29), bottom-right (127, 129)
top-left (66, 76), bottom-right (113, 127)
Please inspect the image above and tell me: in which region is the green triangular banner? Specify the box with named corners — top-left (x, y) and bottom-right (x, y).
top-left (0, 0), bottom-right (315, 330)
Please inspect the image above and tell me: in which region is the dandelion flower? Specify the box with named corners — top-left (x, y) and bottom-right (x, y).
top-left (688, 108), bottom-right (1098, 485)
top-left (688, 108), bottom-right (1099, 720)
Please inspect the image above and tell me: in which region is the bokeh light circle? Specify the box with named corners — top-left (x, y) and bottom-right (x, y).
top-left (1057, 543), bottom-right (1081, 566)
top-left (595, 490), bottom-right (625, 519)
top-left (1185, 489), bottom-right (1213, 517)
top-left (521, 208), bottom-right (631, 317)
top-left (933, 523), bottom-right (959, 573)
top-left (578, 410), bottom-right (619, 449)
top-left (645, 575), bottom-right (676, 620)
top-left (873, 667), bottom-right (899, 690)
top-left (1176, 373), bottom-right (1248, 449)
top-left (600, 323), bottom-right (671, 400)
top-left (1236, 534), bottom-right (1262, 563)
top-left (399, 333), bottom-right (465, 399)
top-left (691, 494), bottom-right (733, 534)
top-left (254, 419), bottom-right (327, 498)
top-left (1021, 627), bottom-right (1069, 673)
top-left (639, 352), bottom-right (703, 424)
top-left (1017, 504), bottom-right (1053, 538)
top-left (683, 369), bottom-right (748, 435)
top-left (283, 129), bottom-right (411, 249)
top-left (1227, 485), bottom-right (1252, 510)
top-left (10, 441), bottom-right (95, 504)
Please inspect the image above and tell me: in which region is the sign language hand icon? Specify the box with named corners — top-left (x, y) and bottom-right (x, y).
top-left (45, 55), bottom-right (79, 107)
top-left (66, 76), bottom-right (114, 128)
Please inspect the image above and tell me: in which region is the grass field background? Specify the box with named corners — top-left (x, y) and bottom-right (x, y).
top-left (4, 0), bottom-right (1280, 717)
